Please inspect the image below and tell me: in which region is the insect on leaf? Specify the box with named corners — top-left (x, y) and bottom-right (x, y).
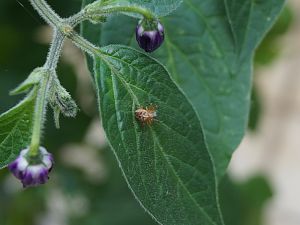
top-left (82, 0), bottom-right (286, 179)
top-left (91, 45), bottom-right (224, 225)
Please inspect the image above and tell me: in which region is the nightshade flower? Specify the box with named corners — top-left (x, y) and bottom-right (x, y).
top-left (136, 20), bottom-right (164, 53)
top-left (8, 147), bottom-right (53, 188)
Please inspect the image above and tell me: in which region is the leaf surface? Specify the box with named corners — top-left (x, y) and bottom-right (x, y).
top-left (126, 0), bottom-right (182, 16)
top-left (93, 45), bottom-right (224, 225)
top-left (82, 0), bottom-right (285, 178)
top-left (0, 92), bottom-right (35, 168)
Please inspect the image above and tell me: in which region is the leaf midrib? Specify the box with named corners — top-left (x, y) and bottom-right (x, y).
top-left (95, 60), bottom-right (151, 200)
top-left (151, 129), bottom-right (218, 225)
top-left (98, 52), bottom-right (220, 225)
top-left (101, 51), bottom-right (202, 135)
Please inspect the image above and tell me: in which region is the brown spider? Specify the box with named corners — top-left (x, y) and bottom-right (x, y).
top-left (135, 105), bottom-right (157, 125)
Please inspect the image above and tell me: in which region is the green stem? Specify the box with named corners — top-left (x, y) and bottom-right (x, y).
top-left (45, 30), bottom-right (65, 70)
top-left (28, 31), bottom-right (64, 157)
top-left (85, 4), bottom-right (155, 21)
top-left (26, 0), bottom-right (136, 156)
top-left (29, 0), bottom-right (62, 27)
top-left (67, 31), bottom-right (100, 56)
top-left (67, 10), bottom-right (86, 27)
top-left (29, 72), bottom-right (50, 156)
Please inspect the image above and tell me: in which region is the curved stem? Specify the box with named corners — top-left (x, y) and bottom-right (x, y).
top-left (29, 0), bottom-right (62, 27)
top-left (102, 5), bottom-right (155, 19)
top-left (85, 4), bottom-right (155, 21)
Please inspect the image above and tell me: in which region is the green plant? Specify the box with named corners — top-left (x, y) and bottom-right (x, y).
top-left (0, 0), bottom-right (285, 224)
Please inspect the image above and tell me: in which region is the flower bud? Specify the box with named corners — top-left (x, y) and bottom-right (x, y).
top-left (136, 20), bottom-right (164, 53)
top-left (8, 147), bottom-right (54, 188)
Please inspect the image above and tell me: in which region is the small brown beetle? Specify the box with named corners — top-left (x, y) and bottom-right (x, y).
top-left (135, 105), bottom-right (157, 125)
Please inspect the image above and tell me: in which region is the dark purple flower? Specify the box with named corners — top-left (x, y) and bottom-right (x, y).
top-left (8, 147), bottom-right (54, 188)
top-left (136, 20), bottom-right (164, 53)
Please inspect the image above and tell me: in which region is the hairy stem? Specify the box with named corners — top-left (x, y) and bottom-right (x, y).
top-left (85, 4), bottom-right (155, 20)
top-left (29, 71), bottom-right (50, 156)
top-left (29, 0), bottom-right (61, 27)
top-left (45, 30), bottom-right (65, 70)
top-left (67, 31), bottom-right (100, 56)
top-left (29, 32), bottom-right (64, 156)
top-left (67, 10), bottom-right (86, 27)
top-left (27, 0), bottom-right (134, 156)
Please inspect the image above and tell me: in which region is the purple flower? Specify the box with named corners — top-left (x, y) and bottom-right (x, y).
top-left (136, 20), bottom-right (164, 53)
top-left (8, 147), bottom-right (54, 188)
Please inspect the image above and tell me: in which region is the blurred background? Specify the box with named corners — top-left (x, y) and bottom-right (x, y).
top-left (0, 0), bottom-right (298, 225)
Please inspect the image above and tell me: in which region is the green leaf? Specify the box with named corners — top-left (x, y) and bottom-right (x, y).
top-left (255, 6), bottom-right (293, 65)
top-left (86, 0), bottom-right (182, 17)
top-left (81, 0), bottom-right (285, 179)
top-left (126, 0), bottom-right (182, 17)
top-left (220, 175), bottom-right (273, 225)
top-left (10, 67), bottom-right (43, 95)
top-left (0, 92), bottom-right (36, 168)
top-left (92, 45), bottom-right (224, 225)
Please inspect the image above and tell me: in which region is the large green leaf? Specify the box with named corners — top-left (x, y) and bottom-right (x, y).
top-left (0, 92), bottom-right (35, 168)
top-left (92, 45), bottom-right (224, 225)
top-left (82, 0), bottom-right (285, 178)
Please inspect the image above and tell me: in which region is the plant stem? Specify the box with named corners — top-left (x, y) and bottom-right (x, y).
top-left (29, 0), bottom-right (61, 27)
top-left (27, 0), bottom-right (134, 156)
top-left (27, 0), bottom-right (144, 60)
top-left (28, 31), bottom-right (64, 157)
top-left (85, 4), bottom-right (155, 20)
top-left (29, 72), bottom-right (50, 157)
top-left (67, 10), bottom-right (86, 27)
top-left (45, 30), bottom-right (65, 70)
top-left (26, 0), bottom-right (103, 156)
top-left (67, 31), bottom-right (100, 56)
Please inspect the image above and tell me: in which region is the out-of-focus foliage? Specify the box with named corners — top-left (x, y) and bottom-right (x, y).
top-left (255, 7), bottom-right (293, 66)
top-left (0, 184), bottom-right (46, 225)
top-left (249, 6), bottom-right (293, 131)
top-left (248, 86), bottom-right (262, 131)
top-left (220, 175), bottom-right (273, 225)
top-left (60, 147), bottom-right (156, 225)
